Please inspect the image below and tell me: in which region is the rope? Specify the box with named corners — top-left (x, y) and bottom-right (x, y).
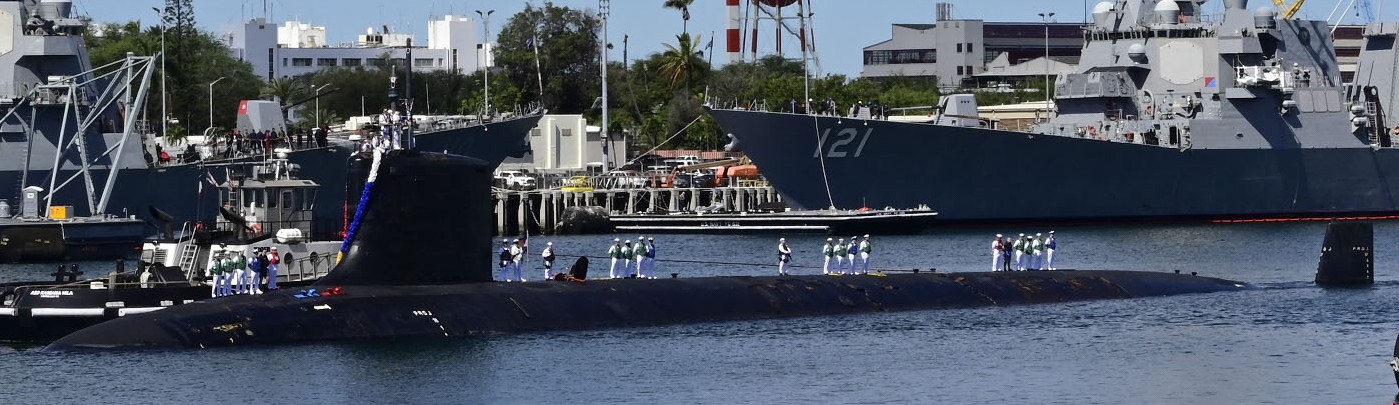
top-left (616, 114), bottom-right (704, 170)
top-left (338, 148), bottom-right (383, 261)
top-left (810, 112), bottom-right (837, 209)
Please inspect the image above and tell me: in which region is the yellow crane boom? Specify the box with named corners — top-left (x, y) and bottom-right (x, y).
top-left (1272, 0), bottom-right (1305, 19)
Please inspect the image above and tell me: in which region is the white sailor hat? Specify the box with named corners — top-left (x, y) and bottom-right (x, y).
top-left (613, 238), bottom-right (620, 242)
top-left (827, 238), bottom-right (833, 241)
top-left (1036, 233), bottom-right (1042, 237)
top-left (270, 247), bottom-right (277, 250)
top-left (513, 238), bottom-right (520, 242)
top-left (996, 234), bottom-right (1002, 237)
top-left (502, 238), bottom-right (509, 243)
top-left (647, 237), bottom-right (654, 241)
top-left (625, 240), bottom-right (631, 243)
top-left (779, 237), bottom-right (786, 241)
top-left (547, 242), bottom-right (553, 245)
top-left (863, 234), bottom-right (870, 238)
top-left (1019, 233), bottom-right (1025, 237)
top-left (1049, 230), bottom-right (1055, 234)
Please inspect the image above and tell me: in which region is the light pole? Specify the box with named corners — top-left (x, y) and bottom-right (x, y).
top-left (475, 9), bottom-right (494, 116)
top-left (152, 7), bottom-right (166, 137)
top-left (313, 83), bottom-right (331, 127)
top-left (599, 0), bottom-right (610, 173)
top-left (1038, 12), bottom-right (1055, 111)
top-left (207, 76), bottom-right (225, 131)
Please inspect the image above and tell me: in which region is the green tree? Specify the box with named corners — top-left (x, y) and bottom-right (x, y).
top-left (494, 2), bottom-right (600, 112)
top-left (658, 33), bottom-right (704, 91)
top-left (663, 0), bottom-right (694, 34)
top-left (261, 76), bottom-right (307, 123)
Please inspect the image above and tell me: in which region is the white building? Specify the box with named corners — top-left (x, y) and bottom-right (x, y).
top-left (230, 15), bottom-right (484, 80)
top-left (499, 114), bottom-right (624, 172)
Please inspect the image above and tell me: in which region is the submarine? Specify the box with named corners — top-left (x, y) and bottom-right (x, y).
top-left (41, 142), bottom-right (1254, 349)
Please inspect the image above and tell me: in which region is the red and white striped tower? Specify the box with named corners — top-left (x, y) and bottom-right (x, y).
top-left (725, 0), bottom-right (819, 74)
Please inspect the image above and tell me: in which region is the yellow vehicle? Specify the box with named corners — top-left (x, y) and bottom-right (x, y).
top-left (559, 176), bottom-right (594, 192)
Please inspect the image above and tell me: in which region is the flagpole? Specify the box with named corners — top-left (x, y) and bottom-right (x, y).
top-left (704, 30), bottom-right (714, 99)
top-left (532, 33), bottom-right (544, 103)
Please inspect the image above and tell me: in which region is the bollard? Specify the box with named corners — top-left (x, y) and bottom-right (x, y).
top-left (912, 269), bottom-right (919, 274)
top-left (671, 273), bottom-right (678, 279)
top-left (69, 264), bottom-right (82, 282)
top-left (52, 264), bottom-right (67, 282)
top-left (115, 259), bottom-right (125, 273)
top-left (1174, 270), bottom-right (1180, 274)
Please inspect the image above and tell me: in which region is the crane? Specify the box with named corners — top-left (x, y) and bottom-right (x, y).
top-left (1272, 0), bottom-right (1307, 19)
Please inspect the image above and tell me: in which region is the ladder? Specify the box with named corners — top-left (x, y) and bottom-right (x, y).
top-left (177, 245), bottom-right (200, 277)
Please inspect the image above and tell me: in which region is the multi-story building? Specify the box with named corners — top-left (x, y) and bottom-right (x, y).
top-left (498, 114), bottom-right (624, 172)
top-left (229, 15), bottom-right (485, 81)
top-left (861, 19), bottom-right (1082, 89)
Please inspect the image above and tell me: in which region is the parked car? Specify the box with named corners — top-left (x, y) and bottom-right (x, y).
top-left (494, 170), bottom-right (537, 190)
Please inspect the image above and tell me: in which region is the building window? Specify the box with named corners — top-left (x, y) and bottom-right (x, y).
top-left (414, 58), bottom-right (434, 67)
top-left (966, 43), bottom-right (974, 53)
top-left (957, 66), bottom-right (964, 75)
top-left (291, 58), bottom-right (312, 67)
top-left (366, 58), bottom-right (387, 67)
top-left (342, 58), bottom-right (362, 66)
top-left (956, 43), bottom-right (963, 53)
top-left (531, 128), bottom-right (542, 137)
top-left (966, 65), bottom-right (974, 75)
top-left (561, 128), bottom-right (573, 137)
top-left (316, 58), bottom-right (337, 67)
top-left (863, 49), bottom-right (935, 65)
top-left (282, 58), bottom-right (288, 67)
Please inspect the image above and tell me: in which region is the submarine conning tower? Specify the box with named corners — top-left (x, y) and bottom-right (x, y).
top-left (320, 150), bottom-right (495, 285)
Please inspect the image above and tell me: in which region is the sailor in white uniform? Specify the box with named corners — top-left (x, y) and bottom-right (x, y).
top-left (1045, 231), bottom-right (1057, 270)
top-left (833, 238), bottom-right (847, 274)
top-left (498, 239), bottom-right (513, 281)
top-left (509, 239), bottom-right (525, 282)
top-left (821, 238), bottom-right (834, 275)
top-left (209, 251), bottom-right (225, 297)
top-left (633, 235), bottom-right (648, 278)
top-left (846, 237), bottom-right (859, 275)
top-left (991, 234), bottom-right (1004, 272)
top-left (644, 238), bottom-right (657, 278)
top-left (541, 242), bottom-right (556, 279)
top-left (1012, 234), bottom-right (1026, 271)
top-left (777, 237), bottom-right (792, 276)
top-left (621, 240), bottom-right (634, 278)
top-left (858, 234), bottom-right (872, 274)
top-left (1031, 233), bottom-right (1045, 271)
top-left (607, 238), bottom-right (622, 279)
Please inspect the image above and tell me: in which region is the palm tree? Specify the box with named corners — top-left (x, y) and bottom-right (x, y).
top-left (663, 0), bottom-right (694, 34)
top-left (260, 76), bottom-right (307, 123)
top-left (658, 33), bottom-right (704, 90)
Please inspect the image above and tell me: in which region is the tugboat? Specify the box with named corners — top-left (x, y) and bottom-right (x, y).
top-left (0, 154), bottom-right (336, 342)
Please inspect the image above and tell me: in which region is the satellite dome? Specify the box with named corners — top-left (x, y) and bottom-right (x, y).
top-left (1127, 43), bottom-right (1147, 63)
top-left (1156, 0), bottom-right (1181, 24)
top-left (1154, 0), bottom-right (1181, 11)
top-left (1224, 0), bottom-right (1247, 9)
top-left (1092, 1), bottom-right (1114, 14)
top-left (1253, 6), bottom-right (1275, 17)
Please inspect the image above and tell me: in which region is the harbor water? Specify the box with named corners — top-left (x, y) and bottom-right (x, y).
top-left (3, 221), bottom-right (1398, 403)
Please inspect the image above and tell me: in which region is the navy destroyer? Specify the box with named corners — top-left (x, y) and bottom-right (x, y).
top-left (0, 0), bottom-right (543, 247)
top-left (708, 0), bottom-right (1399, 223)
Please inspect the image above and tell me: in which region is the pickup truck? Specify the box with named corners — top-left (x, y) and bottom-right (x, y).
top-left (494, 170), bottom-right (537, 190)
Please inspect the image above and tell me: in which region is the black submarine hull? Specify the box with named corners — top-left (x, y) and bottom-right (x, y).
top-left (46, 270), bottom-right (1246, 349)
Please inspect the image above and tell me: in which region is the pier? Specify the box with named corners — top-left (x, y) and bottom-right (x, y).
top-left (492, 184), bottom-right (783, 235)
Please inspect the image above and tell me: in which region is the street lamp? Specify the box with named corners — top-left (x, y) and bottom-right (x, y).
top-left (208, 76), bottom-right (226, 131)
top-left (152, 7), bottom-right (166, 136)
top-left (475, 9), bottom-right (494, 116)
top-left (1038, 12), bottom-right (1055, 112)
top-left (313, 83), bottom-right (331, 127)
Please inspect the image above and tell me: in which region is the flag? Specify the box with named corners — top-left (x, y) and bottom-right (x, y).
top-left (202, 170), bottom-right (219, 193)
top-left (526, 36), bottom-right (536, 50)
top-left (704, 37), bottom-right (713, 51)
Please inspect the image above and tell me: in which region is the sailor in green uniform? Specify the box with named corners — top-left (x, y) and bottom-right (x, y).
top-left (1031, 233), bottom-right (1045, 271)
top-left (607, 238), bottom-right (622, 279)
top-left (620, 240), bottom-right (634, 278)
top-left (633, 235), bottom-right (648, 278)
top-left (210, 251), bottom-right (225, 298)
top-left (1013, 234), bottom-right (1026, 271)
top-left (833, 238), bottom-right (848, 275)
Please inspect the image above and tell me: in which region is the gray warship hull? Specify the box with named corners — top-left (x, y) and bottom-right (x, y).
top-left (709, 1), bottom-right (1399, 224)
top-left (707, 108), bottom-right (1399, 223)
